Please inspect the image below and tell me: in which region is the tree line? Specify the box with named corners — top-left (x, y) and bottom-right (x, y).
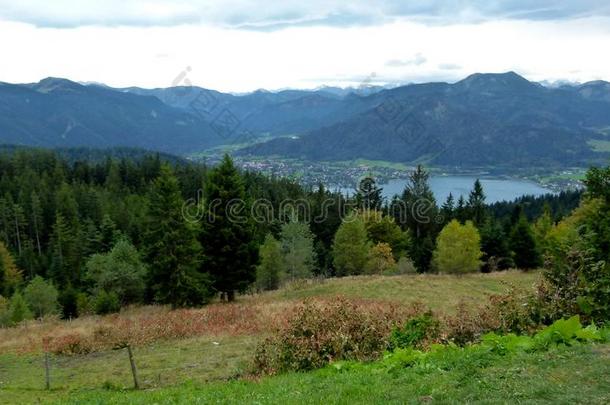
top-left (0, 148), bottom-right (587, 323)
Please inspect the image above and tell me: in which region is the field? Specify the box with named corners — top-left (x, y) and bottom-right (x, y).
top-left (4, 270), bottom-right (609, 404)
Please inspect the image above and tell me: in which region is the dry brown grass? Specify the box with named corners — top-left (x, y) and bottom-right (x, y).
top-left (0, 271), bottom-right (539, 355)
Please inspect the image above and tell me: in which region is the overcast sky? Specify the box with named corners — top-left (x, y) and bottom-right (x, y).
top-left (1, 1), bottom-right (609, 92)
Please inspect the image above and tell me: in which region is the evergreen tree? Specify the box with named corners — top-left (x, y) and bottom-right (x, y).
top-left (441, 193), bottom-right (455, 225)
top-left (467, 179), bottom-right (487, 227)
top-left (30, 192), bottom-right (44, 256)
top-left (356, 176), bottom-right (383, 210)
top-left (455, 195), bottom-right (467, 223)
top-left (400, 165), bottom-right (439, 272)
top-left (99, 214), bottom-right (119, 252)
top-left (510, 215), bottom-right (542, 270)
top-left (255, 234), bottom-right (283, 291)
top-left (144, 164), bottom-right (211, 307)
top-left (49, 213), bottom-right (77, 287)
top-left (480, 218), bottom-right (514, 272)
top-left (200, 155), bottom-right (257, 301)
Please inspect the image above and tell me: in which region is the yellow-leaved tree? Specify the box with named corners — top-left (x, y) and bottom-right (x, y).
top-left (433, 220), bottom-right (483, 274)
top-left (0, 241), bottom-right (23, 296)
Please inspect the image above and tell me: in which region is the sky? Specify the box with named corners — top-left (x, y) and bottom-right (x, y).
top-left (1, 1), bottom-right (609, 92)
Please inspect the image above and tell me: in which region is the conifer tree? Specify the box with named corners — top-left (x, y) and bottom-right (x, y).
top-left (400, 165), bottom-right (439, 272)
top-left (480, 218), bottom-right (514, 272)
top-left (144, 164), bottom-right (211, 307)
top-left (467, 179), bottom-right (487, 227)
top-left (510, 215), bottom-right (542, 270)
top-left (441, 193), bottom-right (455, 225)
top-left (356, 176), bottom-right (383, 210)
top-left (455, 195), bottom-right (467, 223)
top-left (200, 155), bottom-right (257, 301)
top-left (49, 213), bottom-right (76, 287)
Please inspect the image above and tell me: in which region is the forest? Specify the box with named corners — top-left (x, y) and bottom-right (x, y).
top-left (0, 147), bottom-right (593, 323)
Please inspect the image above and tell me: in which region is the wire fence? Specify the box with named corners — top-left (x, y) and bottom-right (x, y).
top-left (1, 336), bottom-right (259, 393)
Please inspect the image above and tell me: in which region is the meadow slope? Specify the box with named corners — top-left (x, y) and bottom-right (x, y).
top-left (0, 271), bottom-right (547, 404)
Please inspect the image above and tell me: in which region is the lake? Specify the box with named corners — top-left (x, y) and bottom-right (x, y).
top-left (340, 176), bottom-right (554, 204)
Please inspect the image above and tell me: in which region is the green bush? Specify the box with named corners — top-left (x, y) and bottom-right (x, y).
top-left (94, 291), bottom-right (121, 315)
top-left (388, 312), bottom-right (440, 350)
top-left (8, 292), bottom-right (33, 325)
top-left (329, 316), bottom-right (610, 376)
top-left (23, 276), bottom-right (59, 318)
top-left (0, 295), bottom-right (9, 326)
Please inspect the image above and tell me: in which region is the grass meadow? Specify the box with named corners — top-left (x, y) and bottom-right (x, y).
top-left (5, 270), bottom-right (607, 404)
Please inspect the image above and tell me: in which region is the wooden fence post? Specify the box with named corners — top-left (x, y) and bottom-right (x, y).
top-left (126, 345), bottom-right (140, 389)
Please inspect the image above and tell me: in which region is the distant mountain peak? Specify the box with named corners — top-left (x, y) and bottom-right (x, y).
top-left (34, 77), bottom-right (84, 93)
top-left (455, 71), bottom-right (538, 92)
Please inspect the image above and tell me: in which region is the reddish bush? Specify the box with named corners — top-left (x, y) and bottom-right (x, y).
top-left (253, 297), bottom-right (424, 374)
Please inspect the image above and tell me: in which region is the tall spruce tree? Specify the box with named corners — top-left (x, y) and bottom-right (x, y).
top-left (356, 176), bottom-right (383, 210)
top-left (455, 195), bottom-right (467, 223)
top-left (200, 155), bottom-right (257, 301)
top-left (400, 165), bottom-right (439, 272)
top-left (144, 164), bottom-right (211, 307)
top-left (510, 214), bottom-right (542, 270)
top-left (480, 218), bottom-right (514, 272)
top-left (441, 193), bottom-right (455, 225)
top-left (467, 179), bottom-right (487, 227)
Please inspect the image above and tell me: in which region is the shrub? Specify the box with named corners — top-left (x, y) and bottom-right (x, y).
top-left (76, 292), bottom-right (94, 317)
top-left (388, 312), bottom-right (440, 350)
top-left (365, 242), bottom-right (396, 274)
top-left (23, 276), bottom-right (59, 318)
top-left (390, 257), bottom-right (417, 275)
top-left (253, 298), bottom-right (419, 374)
top-left (8, 292), bottom-right (32, 325)
top-left (94, 291), bottom-right (121, 315)
top-left (0, 295), bottom-right (9, 326)
top-left (85, 239), bottom-right (146, 305)
top-left (47, 332), bottom-right (92, 355)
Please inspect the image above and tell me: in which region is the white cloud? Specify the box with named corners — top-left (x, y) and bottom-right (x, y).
top-left (0, 17), bottom-right (609, 92)
top-left (1, 1), bottom-right (610, 28)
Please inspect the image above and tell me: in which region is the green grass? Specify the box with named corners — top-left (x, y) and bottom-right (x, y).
top-left (0, 335), bottom-right (259, 404)
top-left (27, 343), bottom-right (610, 404)
top-left (0, 271), bottom-right (562, 404)
top-left (250, 271), bottom-right (540, 312)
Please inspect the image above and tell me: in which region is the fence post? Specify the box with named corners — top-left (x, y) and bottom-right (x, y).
top-left (126, 345), bottom-right (140, 389)
top-left (44, 352), bottom-right (50, 390)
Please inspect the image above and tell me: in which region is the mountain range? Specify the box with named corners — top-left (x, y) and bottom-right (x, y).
top-left (1, 72), bottom-right (609, 168)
